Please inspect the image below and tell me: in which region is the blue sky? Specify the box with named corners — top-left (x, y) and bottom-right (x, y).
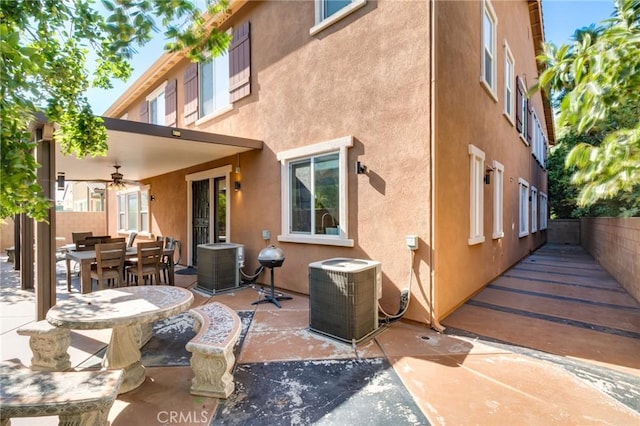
top-left (87, 0), bottom-right (617, 115)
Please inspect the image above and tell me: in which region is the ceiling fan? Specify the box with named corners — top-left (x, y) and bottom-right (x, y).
top-left (57, 165), bottom-right (140, 190)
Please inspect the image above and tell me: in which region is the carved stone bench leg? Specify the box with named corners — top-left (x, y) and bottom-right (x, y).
top-left (189, 347), bottom-right (235, 399)
top-left (17, 322), bottom-right (71, 372)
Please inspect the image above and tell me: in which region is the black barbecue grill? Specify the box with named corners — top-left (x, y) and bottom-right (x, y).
top-left (252, 245), bottom-right (292, 308)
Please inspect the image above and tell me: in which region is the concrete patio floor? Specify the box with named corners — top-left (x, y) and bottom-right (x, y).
top-left (1, 244), bottom-right (638, 425)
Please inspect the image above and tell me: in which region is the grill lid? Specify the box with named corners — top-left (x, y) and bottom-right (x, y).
top-left (258, 245), bottom-right (285, 267)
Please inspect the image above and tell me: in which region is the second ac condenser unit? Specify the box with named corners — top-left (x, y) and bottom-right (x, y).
top-left (196, 243), bottom-right (244, 295)
top-left (308, 258), bottom-right (381, 344)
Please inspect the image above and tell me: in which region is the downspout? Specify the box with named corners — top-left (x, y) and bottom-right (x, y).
top-left (429, 0), bottom-right (445, 333)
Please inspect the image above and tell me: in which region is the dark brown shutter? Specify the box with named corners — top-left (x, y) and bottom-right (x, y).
top-left (229, 21), bottom-right (251, 103)
top-left (183, 63), bottom-right (199, 125)
top-left (515, 77), bottom-right (523, 133)
top-left (527, 102), bottom-right (533, 145)
top-left (139, 100), bottom-right (149, 123)
top-left (165, 79), bottom-right (177, 127)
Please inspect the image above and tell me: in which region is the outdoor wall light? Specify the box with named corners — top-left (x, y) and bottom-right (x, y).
top-left (484, 165), bottom-right (494, 185)
top-left (56, 172), bottom-right (65, 190)
top-left (234, 181), bottom-right (241, 191)
top-left (171, 129), bottom-right (181, 137)
top-left (150, 195), bottom-right (156, 202)
top-left (355, 161), bottom-right (366, 174)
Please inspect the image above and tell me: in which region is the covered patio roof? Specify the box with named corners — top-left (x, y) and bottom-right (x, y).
top-left (56, 117), bottom-right (263, 182)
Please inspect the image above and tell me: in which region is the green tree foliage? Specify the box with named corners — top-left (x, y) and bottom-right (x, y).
top-left (0, 0), bottom-right (230, 221)
top-left (537, 0), bottom-right (640, 211)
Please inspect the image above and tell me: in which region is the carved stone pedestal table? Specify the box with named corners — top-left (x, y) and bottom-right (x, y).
top-left (46, 286), bottom-right (193, 393)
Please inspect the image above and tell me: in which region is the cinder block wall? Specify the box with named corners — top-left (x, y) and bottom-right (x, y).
top-left (0, 212), bottom-right (106, 253)
top-left (56, 212), bottom-right (107, 247)
top-left (548, 219), bottom-right (580, 245)
top-left (581, 217), bottom-right (640, 302)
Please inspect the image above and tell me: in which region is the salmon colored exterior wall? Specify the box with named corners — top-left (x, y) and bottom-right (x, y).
top-left (105, 0), bottom-right (551, 324)
top-left (434, 0), bottom-right (549, 320)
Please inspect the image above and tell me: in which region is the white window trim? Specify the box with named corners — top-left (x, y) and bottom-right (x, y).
top-left (518, 178), bottom-right (529, 238)
top-left (310, 0), bottom-right (367, 36)
top-left (116, 185), bottom-right (151, 237)
top-left (480, 0), bottom-right (498, 102)
top-left (468, 144), bottom-right (486, 245)
top-left (540, 192), bottom-right (548, 230)
top-left (146, 80), bottom-right (167, 125)
top-left (185, 165), bottom-right (233, 266)
top-left (492, 160), bottom-right (504, 239)
top-left (503, 40), bottom-right (515, 125)
top-left (531, 186), bottom-right (538, 233)
top-left (277, 136), bottom-right (354, 247)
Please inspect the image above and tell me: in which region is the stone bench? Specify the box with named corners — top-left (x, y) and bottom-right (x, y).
top-left (17, 321), bottom-right (71, 372)
top-left (186, 302), bottom-right (241, 399)
top-left (6, 246), bottom-right (15, 263)
top-left (0, 358), bottom-right (124, 426)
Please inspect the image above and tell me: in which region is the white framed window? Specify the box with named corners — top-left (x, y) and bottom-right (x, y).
top-left (518, 78), bottom-right (529, 144)
top-left (277, 136), bottom-right (354, 247)
top-left (540, 192), bottom-right (548, 230)
top-left (492, 160), bottom-right (504, 239)
top-left (310, 0), bottom-right (367, 36)
top-left (468, 144), bottom-right (485, 245)
top-left (199, 48), bottom-right (230, 119)
top-left (481, 0), bottom-right (497, 99)
top-left (117, 186), bottom-right (150, 234)
top-left (531, 186), bottom-right (538, 233)
top-left (146, 82), bottom-right (167, 125)
top-left (503, 41), bottom-right (515, 124)
top-left (518, 178), bottom-right (529, 237)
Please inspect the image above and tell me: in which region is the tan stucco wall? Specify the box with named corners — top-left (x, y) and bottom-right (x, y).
top-left (581, 217), bottom-right (640, 303)
top-left (113, 0), bottom-right (434, 322)
top-left (56, 212), bottom-right (107, 247)
top-left (434, 0), bottom-right (548, 320)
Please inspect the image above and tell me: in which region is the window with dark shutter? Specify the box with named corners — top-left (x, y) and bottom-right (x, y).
top-left (139, 101), bottom-right (149, 123)
top-left (165, 79), bottom-right (177, 127)
top-left (229, 21), bottom-right (251, 103)
top-left (515, 77), bottom-right (523, 133)
top-left (527, 103), bottom-right (534, 145)
top-left (183, 63), bottom-right (199, 125)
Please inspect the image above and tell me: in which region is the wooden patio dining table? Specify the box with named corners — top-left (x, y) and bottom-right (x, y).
top-left (65, 246), bottom-right (176, 293)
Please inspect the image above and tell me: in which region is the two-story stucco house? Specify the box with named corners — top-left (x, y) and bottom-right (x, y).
top-left (54, 0), bottom-right (554, 326)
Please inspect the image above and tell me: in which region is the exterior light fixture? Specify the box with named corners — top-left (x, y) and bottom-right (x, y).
top-left (171, 129), bottom-right (181, 137)
top-left (234, 181), bottom-right (241, 191)
top-left (56, 172), bottom-right (65, 190)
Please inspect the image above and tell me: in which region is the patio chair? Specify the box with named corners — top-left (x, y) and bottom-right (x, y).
top-left (71, 232), bottom-right (93, 245)
top-left (126, 231), bottom-right (137, 248)
top-left (159, 237), bottom-right (176, 284)
top-left (90, 242), bottom-right (126, 290)
top-left (126, 241), bottom-right (163, 285)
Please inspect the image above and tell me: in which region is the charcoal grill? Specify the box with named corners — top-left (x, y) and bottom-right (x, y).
top-left (252, 245), bottom-right (292, 308)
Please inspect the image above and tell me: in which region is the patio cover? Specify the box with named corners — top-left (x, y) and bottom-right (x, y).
top-left (25, 117), bottom-right (262, 320)
top-left (57, 117), bottom-right (263, 181)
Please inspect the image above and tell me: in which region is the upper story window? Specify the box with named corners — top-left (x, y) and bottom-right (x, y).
top-left (481, 0), bottom-right (497, 98)
top-left (117, 187), bottom-right (150, 234)
top-left (503, 41), bottom-right (515, 124)
top-left (147, 83), bottom-right (167, 125)
top-left (310, 0), bottom-right (367, 36)
top-left (277, 136), bottom-right (354, 247)
top-left (199, 51), bottom-right (230, 118)
top-left (183, 22), bottom-right (251, 126)
top-left (532, 113), bottom-right (547, 169)
top-left (516, 77), bottom-right (529, 144)
top-left (468, 144), bottom-right (485, 245)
